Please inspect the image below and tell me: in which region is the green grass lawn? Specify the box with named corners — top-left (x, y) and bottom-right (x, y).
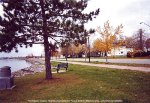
top-left (0, 62), bottom-right (150, 103)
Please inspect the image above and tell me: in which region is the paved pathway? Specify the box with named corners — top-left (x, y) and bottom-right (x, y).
top-left (54, 58), bottom-right (150, 64)
top-left (54, 60), bottom-right (150, 73)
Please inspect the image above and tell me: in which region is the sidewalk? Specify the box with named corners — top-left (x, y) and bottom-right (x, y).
top-left (54, 60), bottom-right (150, 73)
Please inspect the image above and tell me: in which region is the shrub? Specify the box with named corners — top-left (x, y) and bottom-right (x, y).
top-left (127, 50), bottom-right (150, 57)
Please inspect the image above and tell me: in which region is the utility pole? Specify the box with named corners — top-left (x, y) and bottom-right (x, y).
top-left (88, 36), bottom-right (90, 63)
top-left (139, 29), bottom-right (144, 51)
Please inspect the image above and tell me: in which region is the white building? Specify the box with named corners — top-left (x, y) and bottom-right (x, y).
top-left (109, 46), bottom-right (133, 57)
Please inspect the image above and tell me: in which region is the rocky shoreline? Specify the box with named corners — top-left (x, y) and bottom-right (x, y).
top-left (12, 58), bottom-right (45, 77)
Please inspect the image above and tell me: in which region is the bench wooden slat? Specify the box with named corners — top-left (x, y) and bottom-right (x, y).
top-left (56, 63), bottom-right (68, 73)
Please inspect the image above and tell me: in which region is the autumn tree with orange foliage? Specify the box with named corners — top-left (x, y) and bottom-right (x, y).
top-left (61, 43), bottom-right (87, 58)
top-left (51, 50), bottom-right (60, 59)
top-left (94, 20), bottom-right (123, 62)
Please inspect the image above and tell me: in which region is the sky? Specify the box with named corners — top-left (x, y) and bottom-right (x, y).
top-left (85, 0), bottom-right (150, 35)
top-left (0, 0), bottom-right (150, 57)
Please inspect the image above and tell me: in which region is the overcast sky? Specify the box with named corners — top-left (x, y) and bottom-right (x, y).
top-left (85, 0), bottom-right (150, 35)
top-left (0, 0), bottom-right (150, 57)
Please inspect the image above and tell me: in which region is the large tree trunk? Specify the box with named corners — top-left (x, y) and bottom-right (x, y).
top-left (41, 0), bottom-right (52, 80)
top-left (65, 46), bottom-right (68, 61)
top-left (65, 54), bottom-right (68, 61)
top-left (44, 38), bottom-right (52, 80)
top-left (105, 51), bottom-right (108, 63)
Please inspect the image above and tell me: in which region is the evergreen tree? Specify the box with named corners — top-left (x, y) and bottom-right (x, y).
top-left (0, 0), bottom-right (99, 80)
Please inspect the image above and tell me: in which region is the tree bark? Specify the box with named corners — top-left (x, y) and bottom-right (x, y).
top-left (105, 51), bottom-right (108, 63)
top-left (44, 37), bottom-right (52, 79)
top-left (40, 0), bottom-right (52, 80)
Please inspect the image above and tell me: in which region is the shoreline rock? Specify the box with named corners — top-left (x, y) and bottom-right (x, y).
top-left (12, 58), bottom-right (45, 77)
top-left (11, 58), bottom-right (66, 77)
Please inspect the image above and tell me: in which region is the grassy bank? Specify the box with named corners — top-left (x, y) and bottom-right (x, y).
top-left (0, 62), bottom-right (150, 103)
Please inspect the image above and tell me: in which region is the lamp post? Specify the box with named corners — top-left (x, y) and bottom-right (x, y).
top-left (85, 35), bottom-right (91, 63)
top-left (86, 32), bottom-right (96, 63)
top-left (140, 22), bottom-right (150, 28)
top-left (88, 36), bottom-right (90, 63)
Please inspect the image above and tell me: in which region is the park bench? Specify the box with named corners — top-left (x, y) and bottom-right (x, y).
top-left (56, 63), bottom-right (68, 73)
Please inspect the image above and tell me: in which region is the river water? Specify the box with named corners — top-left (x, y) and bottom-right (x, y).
top-left (0, 59), bottom-right (31, 72)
